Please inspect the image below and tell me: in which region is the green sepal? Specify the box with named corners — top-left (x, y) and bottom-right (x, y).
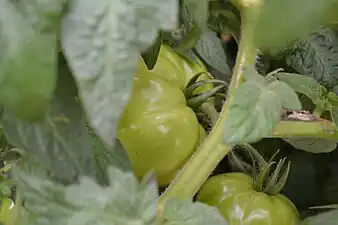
top-left (186, 85), bottom-right (225, 110)
top-left (184, 80), bottom-right (226, 99)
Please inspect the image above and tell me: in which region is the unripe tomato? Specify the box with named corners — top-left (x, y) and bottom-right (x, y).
top-left (0, 198), bottom-right (14, 224)
top-left (117, 45), bottom-right (210, 186)
top-left (146, 45), bottom-right (212, 92)
top-left (196, 173), bottom-right (300, 225)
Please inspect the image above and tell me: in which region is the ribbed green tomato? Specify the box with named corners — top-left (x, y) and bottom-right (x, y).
top-left (117, 45), bottom-right (211, 187)
top-left (0, 198), bottom-right (14, 224)
top-left (196, 173), bottom-right (300, 225)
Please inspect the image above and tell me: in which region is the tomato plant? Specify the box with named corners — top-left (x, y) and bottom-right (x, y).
top-left (0, 0), bottom-right (338, 225)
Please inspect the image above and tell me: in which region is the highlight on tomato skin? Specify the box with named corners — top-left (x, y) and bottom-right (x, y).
top-left (196, 172), bottom-right (300, 225)
top-left (116, 44), bottom-right (213, 187)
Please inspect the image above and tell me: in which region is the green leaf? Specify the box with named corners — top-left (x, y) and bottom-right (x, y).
top-left (302, 209), bottom-right (338, 225)
top-left (194, 28), bottom-right (232, 78)
top-left (91, 134), bottom-right (132, 184)
top-left (183, 0), bottom-right (209, 30)
top-left (142, 33), bottom-right (162, 70)
top-left (175, 25), bottom-right (202, 52)
top-left (255, 0), bottom-right (338, 52)
top-left (283, 138), bottom-right (337, 153)
top-left (86, 120), bottom-right (132, 173)
top-left (223, 72), bottom-right (301, 145)
top-left (20, 155), bottom-right (51, 181)
top-left (0, 0), bottom-right (64, 121)
top-left (327, 91), bottom-right (338, 106)
top-left (330, 105), bottom-right (338, 129)
top-left (273, 81), bottom-right (303, 110)
top-left (285, 28), bottom-right (338, 90)
top-left (244, 67), bottom-right (267, 84)
top-left (163, 198), bottom-right (227, 225)
top-left (274, 73), bottom-right (326, 102)
top-left (223, 80), bottom-right (280, 145)
top-left (61, 0), bottom-right (178, 147)
top-left (90, 133), bottom-right (132, 173)
top-left (1, 54), bottom-right (97, 184)
top-left (16, 166), bottom-right (158, 225)
top-left (332, 85), bottom-right (338, 95)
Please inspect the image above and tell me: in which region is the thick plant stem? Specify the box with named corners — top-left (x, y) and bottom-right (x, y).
top-left (160, 143), bottom-right (230, 202)
top-left (157, 2), bottom-right (261, 207)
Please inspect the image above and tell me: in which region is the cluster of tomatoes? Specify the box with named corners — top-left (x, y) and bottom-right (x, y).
top-left (117, 45), bottom-right (301, 225)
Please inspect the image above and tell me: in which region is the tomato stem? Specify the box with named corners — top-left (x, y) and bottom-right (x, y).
top-left (312, 104), bottom-right (325, 117)
top-left (157, 2), bottom-right (261, 208)
top-left (201, 102), bottom-right (219, 125)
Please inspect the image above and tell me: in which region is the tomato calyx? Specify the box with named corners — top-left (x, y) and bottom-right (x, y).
top-left (231, 145), bottom-right (291, 196)
top-left (254, 156), bottom-right (291, 195)
top-left (186, 85), bottom-right (225, 109)
top-left (251, 147), bottom-right (291, 195)
top-left (184, 72), bottom-right (227, 110)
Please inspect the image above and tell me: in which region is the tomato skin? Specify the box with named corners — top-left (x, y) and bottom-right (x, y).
top-left (0, 198), bottom-right (14, 224)
top-left (117, 45), bottom-right (210, 186)
top-left (196, 173), bottom-right (300, 225)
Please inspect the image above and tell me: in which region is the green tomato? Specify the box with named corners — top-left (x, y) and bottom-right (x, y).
top-left (117, 45), bottom-right (211, 187)
top-left (196, 173), bottom-right (300, 225)
top-left (146, 44), bottom-right (212, 92)
top-left (0, 198), bottom-right (14, 224)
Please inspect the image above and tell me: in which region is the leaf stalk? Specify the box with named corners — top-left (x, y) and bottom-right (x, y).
top-left (271, 120), bottom-right (338, 139)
